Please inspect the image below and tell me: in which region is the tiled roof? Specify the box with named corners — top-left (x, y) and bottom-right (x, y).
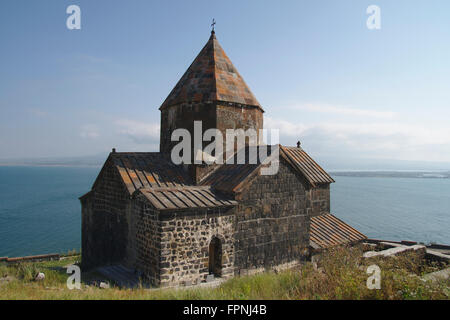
top-left (95, 144), bottom-right (333, 206)
top-left (137, 186), bottom-right (237, 211)
top-left (106, 152), bottom-right (192, 194)
top-left (199, 145), bottom-right (276, 194)
top-left (310, 213), bottom-right (367, 250)
top-left (201, 145), bottom-right (333, 193)
top-left (280, 146), bottom-right (335, 187)
top-left (160, 31), bottom-right (262, 110)
top-left (200, 163), bottom-right (259, 194)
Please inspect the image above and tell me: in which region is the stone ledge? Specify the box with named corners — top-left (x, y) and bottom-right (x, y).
top-left (363, 245), bottom-right (426, 258)
top-left (422, 267), bottom-right (450, 282)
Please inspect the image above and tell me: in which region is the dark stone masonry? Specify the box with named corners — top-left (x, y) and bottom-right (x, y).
top-left (133, 194), bottom-right (235, 287)
top-left (234, 162), bottom-right (311, 274)
top-left (80, 30), bottom-right (364, 288)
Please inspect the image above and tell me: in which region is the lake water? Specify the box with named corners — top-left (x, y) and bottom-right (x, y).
top-left (0, 166), bottom-right (99, 257)
top-left (0, 166), bottom-right (449, 257)
top-left (331, 176), bottom-right (450, 245)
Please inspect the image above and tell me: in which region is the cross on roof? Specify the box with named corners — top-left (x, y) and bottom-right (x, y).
top-left (211, 19), bottom-right (216, 32)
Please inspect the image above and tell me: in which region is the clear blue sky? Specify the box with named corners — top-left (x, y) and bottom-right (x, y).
top-left (1, 0), bottom-right (450, 165)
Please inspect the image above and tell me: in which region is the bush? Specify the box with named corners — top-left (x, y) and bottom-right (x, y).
top-left (16, 263), bottom-right (40, 282)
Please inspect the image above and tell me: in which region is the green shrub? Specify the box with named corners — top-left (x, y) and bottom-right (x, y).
top-left (16, 263), bottom-right (40, 281)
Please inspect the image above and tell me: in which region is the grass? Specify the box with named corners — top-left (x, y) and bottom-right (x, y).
top-left (0, 246), bottom-right (448, 300)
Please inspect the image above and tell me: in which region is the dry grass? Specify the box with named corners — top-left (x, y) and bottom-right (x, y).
top-left (0, 246), bottom-right (448, 300)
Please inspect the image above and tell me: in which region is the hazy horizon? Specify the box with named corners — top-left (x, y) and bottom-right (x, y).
top-left (1, 1), bottom-right (450, 164)
top-left (1, 152), bottom-right (450, 172)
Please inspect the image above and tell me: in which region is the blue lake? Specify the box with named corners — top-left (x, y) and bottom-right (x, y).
top-left (0, 166), bottom-right (449, 257)
top-left (331, 176), bottom-right (450, 245)
top-left (0, 166), bottom-right (99, 257)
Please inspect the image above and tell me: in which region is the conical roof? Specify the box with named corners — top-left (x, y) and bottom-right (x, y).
top-left (160, 31), bottom-right (262, 110)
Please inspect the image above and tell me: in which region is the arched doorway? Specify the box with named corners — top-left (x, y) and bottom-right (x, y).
top-left (208, 237), bottom-right (222, 277)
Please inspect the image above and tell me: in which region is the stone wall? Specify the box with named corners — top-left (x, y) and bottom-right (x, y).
top-left (216, 104), bottom-right (263, 158)
top-left (159, 102), bottom-right (217, 155)
top-left (159, 208), bottom-right (235, 287)
top-left (160, 103), bottom-right (263, 155)
top-left (133, 196), bottom-right (235, 287)
top-left (233, 160), bottom-right (311, 274)
top-left (308, 184), bottom-right (330, 217)
top-left (159, 102), bottom-right (263, 183)
top-left (133, 196), bottom-right (161, 286)
top-left (81, 157), bottom-right (130, 270)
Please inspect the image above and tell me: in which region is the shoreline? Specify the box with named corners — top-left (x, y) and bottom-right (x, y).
top-left (2, 239), bottom-right (449, 262)
top-left (0, 164), bottom-right (102, 168)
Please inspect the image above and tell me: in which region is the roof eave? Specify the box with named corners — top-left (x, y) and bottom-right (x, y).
top-left (279, 146), bottom-right (316, 188)
top-left (153, 203), bottom-right (237, 212)
top-left (79, 190), bottom-right (93, 201)
top-left (159, 100), bottom-right (264, 112)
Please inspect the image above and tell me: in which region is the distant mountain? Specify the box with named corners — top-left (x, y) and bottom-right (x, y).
top-left (0, 153), bottom-right (108, 167)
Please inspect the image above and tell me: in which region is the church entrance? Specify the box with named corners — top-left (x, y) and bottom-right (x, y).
top-left (208, 237), bottom-right (222, 277)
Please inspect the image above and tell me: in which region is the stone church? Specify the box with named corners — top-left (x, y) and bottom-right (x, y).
top-left (80, 30), bottom-right (366, 287)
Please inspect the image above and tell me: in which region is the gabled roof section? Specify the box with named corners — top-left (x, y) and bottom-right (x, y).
top-left (94, 152), bottom-right (192, 195)
top-left (280, 146), bottom-right (334, 187)
top-left (200, 163), bottom-right (259, 194)
top-left (201, 144), bottom-right (334, 194)
top-left (136, 186), bottom-right (237, 211)
top-left (310, 213), bottom-right (367, 250)
top-left (160, 31), bottom-right (262, 110)
top-left (199, 145), bottom-right (276, 194)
